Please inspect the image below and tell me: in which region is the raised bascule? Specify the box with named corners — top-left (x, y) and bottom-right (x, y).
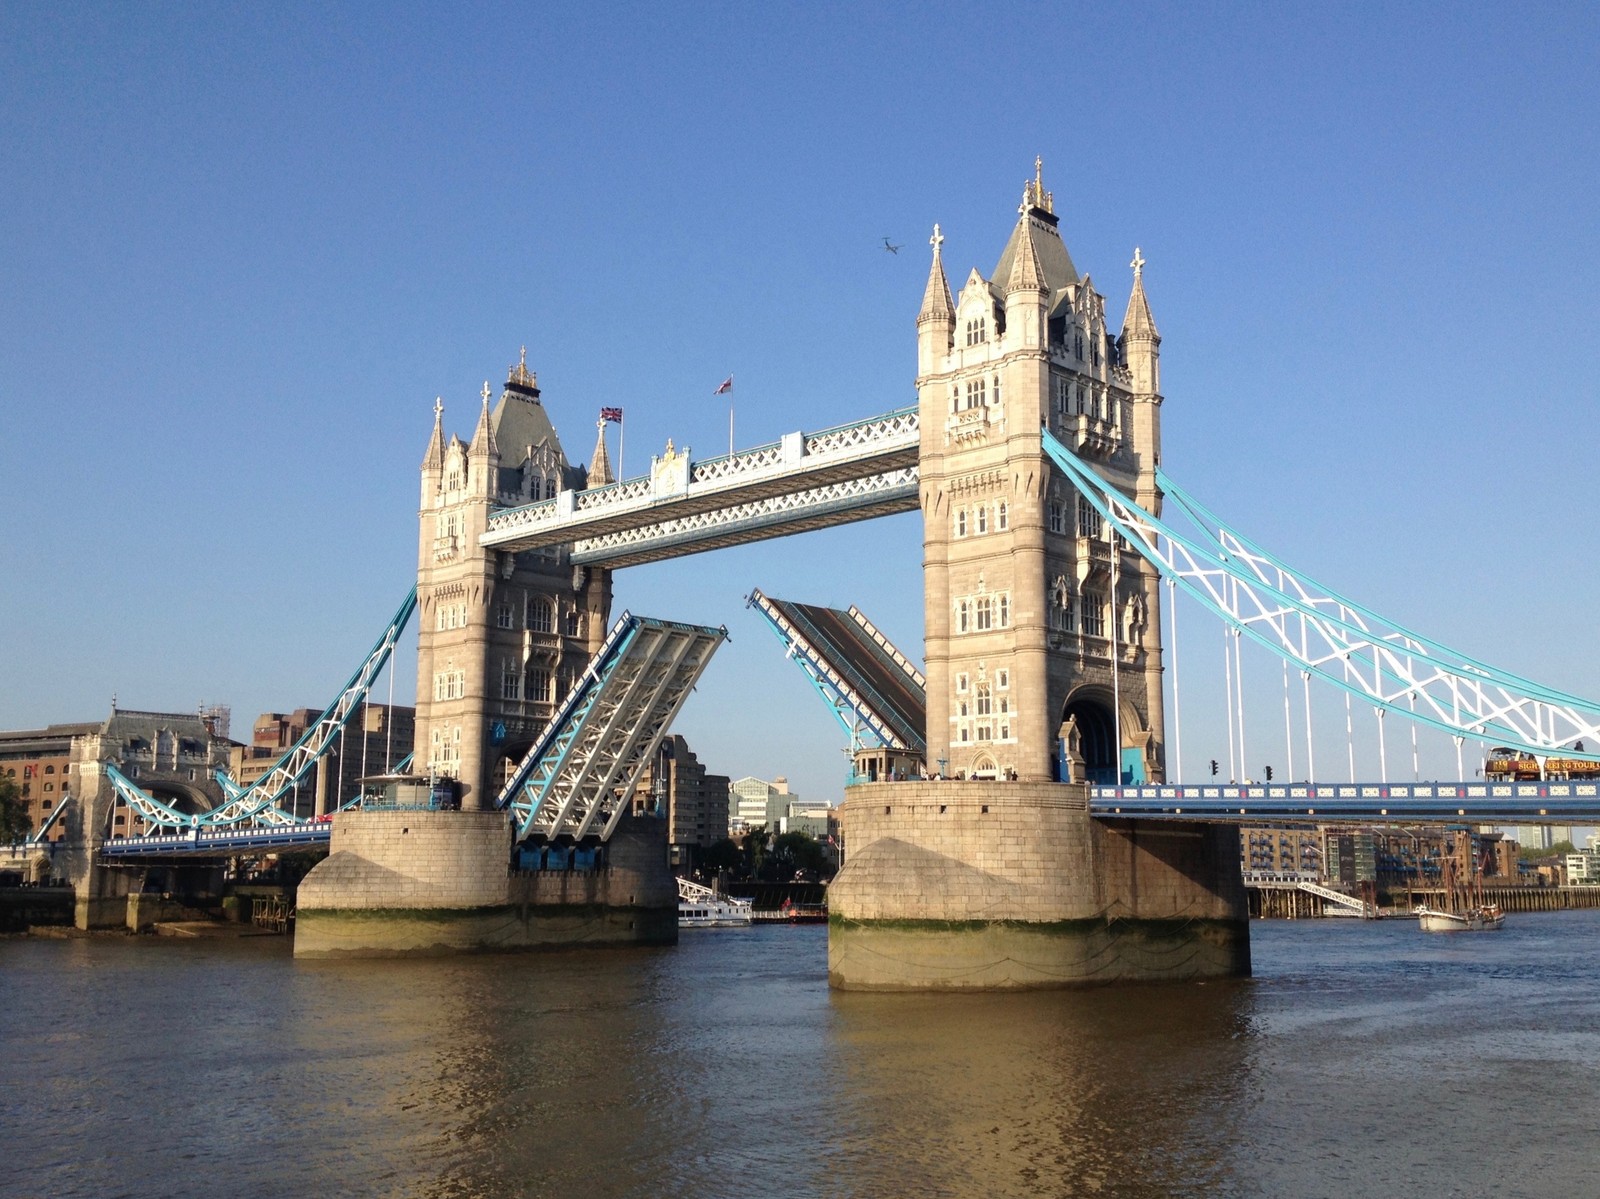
top-left (58, 161), bottom-right (1600, 981)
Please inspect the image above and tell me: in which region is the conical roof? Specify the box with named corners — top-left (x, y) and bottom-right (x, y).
top-left (1121, 249), bottom-right (1160, 341)
top-left (588, 419), bottom-right (615, 487)
top-left (421, 398), bottom-right (445, 470)
top-left (917, 224), bottom-right (955, 323)
top-left (468, 383), bottom-right (498, 459)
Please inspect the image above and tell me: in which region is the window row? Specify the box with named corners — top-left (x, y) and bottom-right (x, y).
top-left (954, 687), bottom-right (1011, 721)
top-left (955, 592), bottom-right (1011, 633)
top-left (954, 721), bottom-right (1011, 743)
top-left (951, 373), bottom-right (1003, 413)
top-left (955, 669), bottom-right (1009, 692)
top-left (433, 670), bottom-right (466, 701)
top-left (1048, 586), bottom-right (1106, 638)
top-left (1046, 495), bottom-right (1104, 539)
top-left (1052, 377), bottom-right (1118, 423)
top-left (436, 603), bottom-right (468, 631)
top-left (954, 501), bottom-right (1009, 537)
top-left (964, 316), bottom-right (988, 346)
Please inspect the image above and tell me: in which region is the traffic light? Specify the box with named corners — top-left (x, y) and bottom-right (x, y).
top-left (1265, 765), bottom-right (1274, 781)
top-left (1210, 759), bottom-right (1218, 777)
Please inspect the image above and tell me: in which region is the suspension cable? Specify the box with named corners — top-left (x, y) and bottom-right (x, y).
top-left (1168, 577), bottom-right (1184, 783)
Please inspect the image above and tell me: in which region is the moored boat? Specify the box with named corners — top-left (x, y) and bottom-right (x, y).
top-left (677, 876), bottom-right (753, 928)
top-left (1416, 902), bottom-right (1504, 933)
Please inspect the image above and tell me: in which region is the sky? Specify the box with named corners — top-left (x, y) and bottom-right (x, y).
top-left (3, 2), bottom-right (1599, 810)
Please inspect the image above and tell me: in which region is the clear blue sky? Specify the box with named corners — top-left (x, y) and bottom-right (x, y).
top-left (3, 2), bottom-right (1598, 808)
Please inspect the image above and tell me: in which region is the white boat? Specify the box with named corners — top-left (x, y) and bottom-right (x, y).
top-left (1416, 903), bottom-right (1505, 933)
top-left (677, 877), bottom-right (753, 928)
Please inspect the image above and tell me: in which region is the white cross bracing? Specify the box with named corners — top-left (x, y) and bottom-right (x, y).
top-left (1041, 429), bottom-right (1600, 761)
top-left (106, 587), bottom-right (419, 834)
top-left (481, 407), bottom-right (920, 563)
top-left (499, 613), bottom-right (726, 841)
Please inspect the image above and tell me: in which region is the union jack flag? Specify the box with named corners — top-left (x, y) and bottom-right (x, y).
top-left (600, 406), bottom-right (623, 423)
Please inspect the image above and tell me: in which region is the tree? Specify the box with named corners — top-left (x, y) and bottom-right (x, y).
top-left (700, 837), bottom-right (742, 877)
top-left (766, 830), bottom-right (828, 881)
top-left (0, 773), bottom-right (31, 844)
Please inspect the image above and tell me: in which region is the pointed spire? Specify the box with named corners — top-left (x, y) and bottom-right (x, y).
top-left (468, 381), bottom-right (498, 459)
top-left (917, 223), bottom-right (955, 324)
top-left (1122, 247), bottom-right (1160, 341)
top-left (422, 396), bottom-right (445, 470)
top-left (1005, 211), bottom-right (1047, 294)
top-left (506, 345), bottom-right (540, 398)
top-left (589, 418), bottom-right (615, 487)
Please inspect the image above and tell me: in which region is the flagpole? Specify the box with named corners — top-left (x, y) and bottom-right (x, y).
top-left (618, 414), bottom-right (625, 480)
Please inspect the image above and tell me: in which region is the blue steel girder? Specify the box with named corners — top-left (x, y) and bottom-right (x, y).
top-left (203, 586), bottom-right (418, 828)
top-left (499, 613), bottom-right (726, 841)
top-left (27, 793), bottom-right (72, 844)
top-left (1039, 429), bottom-right (1600, 761)
top-left (1090, 780), bottom-right (1600, 825)
top-left (747, 589), bottom-right (923, 754)
top-left (102, 763), bottom-right (201, 832)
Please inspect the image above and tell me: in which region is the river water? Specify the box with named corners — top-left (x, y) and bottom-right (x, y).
top-left (3, 913), bottom-right (1598, 1199)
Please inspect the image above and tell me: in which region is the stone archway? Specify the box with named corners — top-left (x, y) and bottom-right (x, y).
top-left (970, 753), bottom-right (998, 781)
top-left (1061, 695), bottom-right (1118, 784)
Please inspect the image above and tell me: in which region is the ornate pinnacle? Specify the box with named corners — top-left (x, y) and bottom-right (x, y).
top-left (1131, 247), bottom-right (1146, 279)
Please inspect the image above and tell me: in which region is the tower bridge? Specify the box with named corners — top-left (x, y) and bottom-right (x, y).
top-left (64, 160), bottom-right (1600, 983)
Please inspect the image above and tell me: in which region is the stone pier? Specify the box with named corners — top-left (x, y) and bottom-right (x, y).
top-left (293, 808), bottom-right (677, 957)
top-left (827, 781), bottom-right (1249, 990)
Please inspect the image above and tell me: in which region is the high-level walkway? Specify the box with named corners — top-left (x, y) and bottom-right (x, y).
top-left (482, 407), bottom-right (918, 566)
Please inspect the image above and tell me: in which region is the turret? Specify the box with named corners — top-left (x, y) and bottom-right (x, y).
top-left (420, 397), bottom-right (445, 506)
top-left (466, 381), bottom-right (500, 499)
top-left (589, 417), bottom-right (615, 487)
top-left (1120, 248), bottom-right (1161, 396)
top-left (916, 224), bottom-right (955, 376)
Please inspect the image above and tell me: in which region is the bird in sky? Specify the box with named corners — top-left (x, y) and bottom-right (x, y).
top-left (882, 237), bottom-right (902, 254)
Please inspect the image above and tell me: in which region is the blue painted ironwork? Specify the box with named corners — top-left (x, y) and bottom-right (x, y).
top-left (498, 611), bottom-right (726, 841)
top-left (99, 822), bottom-right (332, 859)
top-left (26, 793), bottom-right (72, 845)
top-left (1040, 428), bottom-right (1600, 760)
top-left (747, 588), bottom-right (925, 755)
top-left (1090, 780), bottom-right (1600, 825)
top-left (106, 587), bottom-right (418, 834)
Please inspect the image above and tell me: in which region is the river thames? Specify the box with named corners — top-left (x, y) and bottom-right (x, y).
top-left (4, 912), bottom-right (1597, 1199)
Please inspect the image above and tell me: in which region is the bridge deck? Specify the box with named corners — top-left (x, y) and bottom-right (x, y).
top-left (1090, 780), bottom-right (1600, 824)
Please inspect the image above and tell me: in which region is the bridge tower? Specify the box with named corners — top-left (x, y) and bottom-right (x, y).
top-left (916, 160), bottom-right (1166, 785)
top-left (414, 352), bottom-right (613, 809)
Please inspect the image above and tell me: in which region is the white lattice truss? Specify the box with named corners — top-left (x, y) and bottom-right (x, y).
top-left (1041, 429), bottom-right (1600, 760)
top-left (499, 613), bottom-right (726, 841)
top-left (482, 406), bottom-right (919, 563)
top-left (571, 468), bottom-right (919, 567)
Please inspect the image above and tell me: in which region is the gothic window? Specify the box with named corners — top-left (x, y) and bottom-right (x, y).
top-left (997, 501), bottom-right (1008, 531)
top-left (998, 594), bottom-right (1010, 627)
top-left (1054, 376), bottom-right (1069, 415)
top-left (964, 377), bottom-right (987, 409)
top-left (1052, 578), bottom-right (1075, 632)
top-left (1076, 384), bottom-right (1086, 415)
top-left (528, 668), bottom-right (551, 703)
top-left (956, 673), bottom-right (969, 692)
top-left (958, 600), bottom-right (970, 634)
top-left (956, 510), bottom-right (967, 537)
top-left (545, 478), bottom-right (558, 500)
top-left (1048, 501), bottom-right (1065, 535)
top-left (992, 374), bottom-right (1002, 406)
top-left (976, 507), bottom-right (988, 535)
top-left (528, 598), bottom-right (554, 634)
top-left (501, 660), bottom-right (522, 701)
top-left (958, 699), bottom-right (969, 718)
top-left (997, 669), bottom-right (1009, 689)
top-left (1077, 496), bottom-right (1102, 539)
top-left (1081, 590), bottom-right (1106, 638)
top-left (496, 601), bottom-right (514, 629)
top-left (447, 467), bottom-right (462, 490)
top-left (1074, 332), bottom-right (1084, 361)
top-left (976, 597), bottom-right (993, 631)
top-left (564, 609), bottom-right (582, 637)
top-left (976, 686), bottom-right (992, 717)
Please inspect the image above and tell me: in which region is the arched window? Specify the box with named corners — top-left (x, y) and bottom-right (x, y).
top-left (528, 668), bottom-right (551, 703)
top-left (956, 510), bottom-right (967, 537)
top-left (976, 597), bottom-right (993, 631)
top-left (998, 594), bottom-right (1010, 627)
top-left (976, 507), bottom-right (988, 535)
top-left (997, 501), bottom-right (1008, 531)
top-left (957, 600), bottom-right (970, 634)
top-left (528, 598), bottom-right (553, 634)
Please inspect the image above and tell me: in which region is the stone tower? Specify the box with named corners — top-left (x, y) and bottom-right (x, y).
top-left (916, 162), bottom-right (1166, 785)
top-left (414, 351), bottom-right (613, 809)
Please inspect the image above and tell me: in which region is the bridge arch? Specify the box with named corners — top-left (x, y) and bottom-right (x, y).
top-left (1062, 688), bottom-right (1153, 785)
